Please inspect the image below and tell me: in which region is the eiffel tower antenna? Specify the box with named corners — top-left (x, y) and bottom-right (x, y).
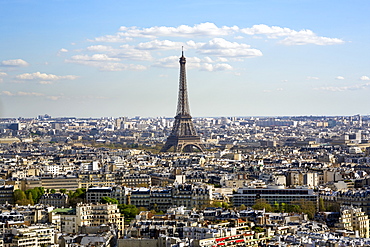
top-left (160, 50), bottom-right (204, 153)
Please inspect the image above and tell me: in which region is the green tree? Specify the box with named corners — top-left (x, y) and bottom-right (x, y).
top-left (252, 226), bottom-right (265, 233)
top-left (14, 189), bottom-right (32, 205)
top-left (27, 192), bottom-right (34, 205)
top-left (60, 189), bottom-right (67, 194)
top-left (286, 204), bottom-right (301, 213)
top-left (211, 201), bottom-right (222, 208)
top-left (118, 204), bottom-right (139, 222)
top-left (137, 207), bottom-right (148, 212)
top-left (239, 204), bottom-right (247, 210)
top-left (72, 188), bottom-right (86, 199)
top-left (292, 199), bottom-right (316, 219)
top-left (68, 190), bottom-right (74, 198)
top-left (37, 187), bottom-right (45, 195)
top-left (319, 198), bottom-right (326, 212)
top-left (101, 197), bottom-right (119, 204)
top-left (252, 199), bottom-right (273, 212)
top-left (14, 189), bottom-right (26, 202)
top-left (326, 202), bottom-right (340, 212)
top-left (137, 183), bottom-right (149, 188)
top-left (25, 187), bottom-right (45, 204)
top-left (67, 188), bottom-right (87, 207)
top-left (281, 203), bottom-right (286, 212)
top-left (25, 189), bottom-right (37, 202)
top-left (50, 189), bottom-right (56, 194)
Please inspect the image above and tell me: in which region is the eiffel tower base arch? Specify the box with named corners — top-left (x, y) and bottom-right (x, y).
top-left (160, 136), bottom-right (204, 153)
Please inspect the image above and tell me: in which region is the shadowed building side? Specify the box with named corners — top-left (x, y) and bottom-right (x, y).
top-left (160, 51), bottom-right (204, 153)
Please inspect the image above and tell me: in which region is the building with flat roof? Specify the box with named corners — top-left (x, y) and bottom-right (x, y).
top-left (0, 185), bottom-right (14, 204)
top-left (232, 185), bottom-right (318, 207)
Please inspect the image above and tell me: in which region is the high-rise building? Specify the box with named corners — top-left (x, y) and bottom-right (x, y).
top-left (160, 50), bottom-right (204, 153)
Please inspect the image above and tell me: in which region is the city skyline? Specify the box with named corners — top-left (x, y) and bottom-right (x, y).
top-left (1, 0), bottom-right (370, 118)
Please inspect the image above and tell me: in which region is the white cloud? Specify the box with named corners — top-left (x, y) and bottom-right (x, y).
top-left (201, 63), bottom-right (214, 72)
top-left (1, 59), bottom-right (29, 67)
top-left (335, 76), bottom-right (345, 80)
top-left (66, 59), bottom-right (146, 71)
top-left (47, 96), bottom-right (62, 100)
top-left (59, 48), bottom-right (68, 53)
top-left (190, 38), bottom-right (263, 58)
top-left (17, 91), bottom-right (44, 96)
top-left (1, 91), bottom-right (44, 96)
top-left (241, 24), bottom-right (344, 45)
top-left (16, 72), bottom-right (78, 81)
top-left (153, 56), bottom-right (181, 68)
top-left (315, 82), bottom-right (370, 92)
top-left (280, 33), bottom-right (344, 46)
top-left (108, 45), bottom-right (153, 61)
top-left (153, 56), bottom-right (202, 69)
top-left (118, 22), bottom-right (238, 39)
top-left (39, 81), bottom-right (52, 84)
top-left (1, 90), bottom-right (65, 100)
top-left (202, 57), bottom-right (214, 63)
top-left (90, 34), bottom-right (133, 43)
top-left (307, 76), bottom-right (319, 80)
top-left (1, 91), bottom-right (13, 96)
top-left (99, 63), bottom-right (146, 71)
top-left (242, 24), bottom-right (295, 38)
top-left (201, 63), bottom-right (233, 71)
top-left (154, 55), bottom-right (232, 72)
top-left (70, 54), bottom-right (120, 61)
top-left (86, 45), bottom-right (114, 52)
top-left (67, 47), bottom-right (149, 71)
top-left (216, 57), bottom-right (228, 62)
top-left (360, 76), bottom-right (370, 81)
top-left (94, 23), bottom-right (343, 47)
top-left (73, 22), bottom-right (343, 74)
top-left (0, 72), bottom-right (7, 77)
top-left (136, 40), bottom-right (183, 50)
top-left (82, 45), bottom-right (153, 61)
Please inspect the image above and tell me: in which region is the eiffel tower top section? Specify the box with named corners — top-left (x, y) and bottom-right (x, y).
top-left (176, 49), bottom-right (191, 117)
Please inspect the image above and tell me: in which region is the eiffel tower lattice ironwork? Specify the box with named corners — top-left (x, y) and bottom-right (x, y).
top-left (160, 51), bottom-right (204, 153)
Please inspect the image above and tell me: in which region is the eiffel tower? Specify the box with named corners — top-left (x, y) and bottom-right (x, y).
top-left (160, 50), bottom-right (204, 153)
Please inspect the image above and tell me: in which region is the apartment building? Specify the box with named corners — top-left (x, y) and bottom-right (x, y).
top-left (232, 184), bottom-right (318, 207)
top-left (336, 205), bottom-right (369, 238)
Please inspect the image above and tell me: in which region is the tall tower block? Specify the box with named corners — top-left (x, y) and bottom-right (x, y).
top-left (160, 51), bottom-right (204, 153)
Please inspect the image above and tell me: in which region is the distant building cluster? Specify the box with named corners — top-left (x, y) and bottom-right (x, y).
top-left (0, 114), bottom-right (368, 245)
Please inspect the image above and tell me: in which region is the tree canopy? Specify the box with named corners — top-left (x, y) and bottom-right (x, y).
top-left (251, 199), bottom-right (317, 219)
top-left (118, 204), bottom-right (139, 222)
top-left (101, 197), bottom-right (119, 204)
top-left (14, 187), bottom-right (45, 205)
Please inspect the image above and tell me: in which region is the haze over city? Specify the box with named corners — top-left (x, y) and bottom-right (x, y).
top-left (1, 0), bottom-right (370, 118)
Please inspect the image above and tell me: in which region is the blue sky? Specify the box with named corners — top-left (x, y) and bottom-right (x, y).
top-left (1, 0), bottom-right (370, 118)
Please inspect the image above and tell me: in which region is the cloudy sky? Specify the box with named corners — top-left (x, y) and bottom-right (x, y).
top-left (1, 0), bottom-right (370, 118)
